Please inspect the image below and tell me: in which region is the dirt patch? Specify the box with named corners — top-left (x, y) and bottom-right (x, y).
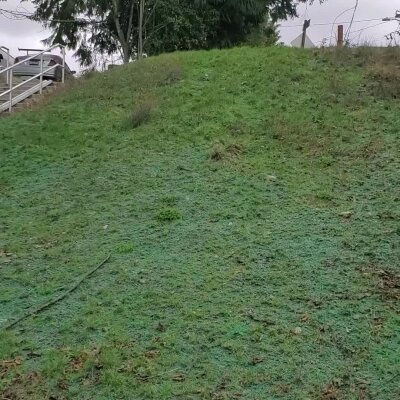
top-left (366, 63), bottom-right (400, 99)
top-left (0, 371), bottom-right (46, 400)
top-left (210, 376), bottom-right (242, 400)
top-left (376, 269), bottom-right (400, 301)
top-left (68, 347), bottom-right (101, 373)
top-left (320, 381), bottom-right (341, 400)
top-left (358, 264), bottom-right (400, 303)
top-left (355, 137), bottom-right (384, 159)
top-left (314, 378), bottom-right (371, 400)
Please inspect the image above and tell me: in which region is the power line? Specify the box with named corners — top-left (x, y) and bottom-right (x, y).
top-left (345, 0), bottom-right (359, 42)
top-left (348, 21), bottom-right (391, 45)
top-left (328, 5), bottom-right (359, 45)
top-left (0, 5), bottom-right (389, 29)
top-left (279, 17), bottom-right (387, 28)
top-left (300, 1), bottom-right (309, 20)
top-left (384, 20), bottom-right (400, 46)
top-left (0, 5), bottom-right (392, 32)
top-left (0, 8), bottom-right (29, 20)
top-left (281, 15), bottom-right (392, 46)
top-left (0, 8), bottom-right (106, 25)
top-left (349, 21), bottom-right (390, 36)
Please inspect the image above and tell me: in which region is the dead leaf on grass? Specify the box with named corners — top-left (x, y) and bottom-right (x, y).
top-left (356, 378), bottom-right (370, 386)
top-left (339, 211), bottom-right (352, 219)
top-left (274, 383), bottom-right (290, 394)
top-left (0, 251), bottom-right (13, 264)
top-left (156, 322), bottom-right (167, 332)
top-left (34, 240), bottom-right (57, 249)
top-left (0, 357), bottom-right (22, 372)
top-left (319, 325), bottom-right (327, 333)
top-left (321, 382), bottom-right (339, 400)
top-left (292, 327), bottom-right (302, 335)
top-left (136, 372), bottom-right (150, 382)
top-left (358, 387), bottom-right (369, 400)
top-left (245, 309), bottom-right (275, 325)
top-left (251, 356), bottom-right (264, 365)
top-left (300, 314), bottom-right (310, 323)
top-left (309, 299), bottom-right (322, 308)
top-left (70, 354), bottom-right (86, 371)
top-left (57, 380), bottom-right (68, 390)
top-left (1, 371), bottom-right (42, 399)
top-left (26, 350), bottom-right (42, 359)
top-left (145, 350), bottom-right (160, 359)
top-left (69, 348), bottom-right (100, 372)
top-left (377, 270), bottom-right (400, 300)
top-left (372, 316), bottom-right (384, 330)
top-left (172, 373), bottom-right (185, 382)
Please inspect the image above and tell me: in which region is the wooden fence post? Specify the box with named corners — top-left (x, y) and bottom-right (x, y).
top-left (337, 25), bottom-right (344, 47)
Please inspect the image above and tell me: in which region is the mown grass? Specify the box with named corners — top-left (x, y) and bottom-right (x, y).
top-left (0, 46), bottom-right (399, 399)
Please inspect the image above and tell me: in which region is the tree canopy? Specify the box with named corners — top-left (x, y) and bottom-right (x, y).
top-left (31, 0), bottom-right (319, 66)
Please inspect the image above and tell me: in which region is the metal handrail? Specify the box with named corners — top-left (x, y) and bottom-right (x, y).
top-left (0, 44), bottom-right (65, 75)
top-left (0, 64), bottom-right (61, 97)
top-left (19, 48), bottom-right (46, 53)
top-left (0, 44), bottom-right (65, 112)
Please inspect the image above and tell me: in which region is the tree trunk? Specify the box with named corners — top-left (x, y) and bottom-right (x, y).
top-left (123, 45), bottom-right (131, 63)
top-left (112, 0), bottom-right (135, 64)
top-left (138, 0), bottom-right (145, 59)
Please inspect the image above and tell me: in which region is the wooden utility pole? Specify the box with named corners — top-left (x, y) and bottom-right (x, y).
top-left (337, 25), bottom-right (344, 47)
top-left (301, 19), bottom-right (311, 48)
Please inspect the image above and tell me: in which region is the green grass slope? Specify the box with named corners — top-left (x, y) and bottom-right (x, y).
top-left (0, 46), bottom-right (399, 399)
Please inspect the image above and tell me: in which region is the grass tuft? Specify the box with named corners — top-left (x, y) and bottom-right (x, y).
top-left (228, 121), bottom-right (247, 136)
top-left (210, 142), bottom-right (243, 161)
top-left (115, 243), bottom-right (135, 254)
top-left (156, 207), bottom-right (181, 222)
top-left (127, 102), bottom-right (153, 129)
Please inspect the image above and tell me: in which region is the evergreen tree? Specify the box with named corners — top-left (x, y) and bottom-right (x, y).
top-left (31, 0), bottom-right (320, 65)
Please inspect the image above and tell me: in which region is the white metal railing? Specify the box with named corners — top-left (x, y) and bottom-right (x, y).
top-left (0, 44), bottom-right (65, 112)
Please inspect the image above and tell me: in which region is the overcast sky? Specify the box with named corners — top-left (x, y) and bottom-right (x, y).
top-left (1, 0), bottom-right (399, 71)
top-left (279, 0), bottom-right (399, 47)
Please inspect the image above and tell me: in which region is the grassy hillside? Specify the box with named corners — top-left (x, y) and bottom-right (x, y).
top-left (0, 46), bottom-right (399, 399)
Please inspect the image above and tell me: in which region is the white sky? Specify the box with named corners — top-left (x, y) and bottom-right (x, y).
top-left (279, 0), bottom-right (400, 47)
top-left (1, 0), bottom-right (399, 71)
